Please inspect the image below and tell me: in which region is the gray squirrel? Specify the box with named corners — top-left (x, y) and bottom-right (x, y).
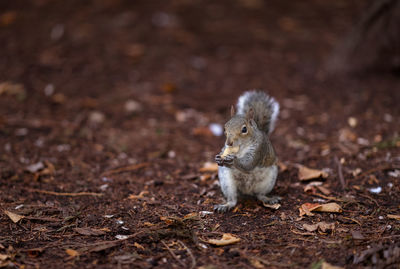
top-left (214, 91), bottom-right (280, 212)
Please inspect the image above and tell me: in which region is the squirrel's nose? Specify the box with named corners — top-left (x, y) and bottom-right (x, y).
top-left (226, 140), bottom-right (233, 147)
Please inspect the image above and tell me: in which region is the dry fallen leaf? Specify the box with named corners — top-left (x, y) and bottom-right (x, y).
top-left (128, 190), bottom-right (149, 200)
top-left (192, 126), bottom-right (213, 137)
top-left (316, 185), bottom-right (331, 195)
top-left (314, 203), bottom-right (342, 213)
top-left (262, 203), bottom-right (281, 210)
top-left (65, 248), bottom-right (79, 257)
top-left (0, 82), bottom-right (26, 99)
top-left (299, 202), bottom-right (342, 217)
top-left (387, 214), bottom-right (400, 221)
top-left (297, 164), bottom-right (328, 181)
top-left (303, 222), bottom-right (335, 232)
top-left (0, 254), bottom-right (9, 261)
top-left (4, 210), bottom-right (24, 223)
top-left (322, 261), bottom-right (344, 269)
top-left (206, 233), bottom-right (240, 246)
top-left (249, 257), bottom-right (265, 269)
top-left (199, 162), bottom-right (218, 173)
top-left (133, 242), bottom-right (145, 250)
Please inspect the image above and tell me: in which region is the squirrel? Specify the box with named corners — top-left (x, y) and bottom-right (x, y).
top-left (214, 90), bottom-right (280, 212)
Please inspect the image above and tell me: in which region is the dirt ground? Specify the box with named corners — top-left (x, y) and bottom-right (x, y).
top-left (1, 0), bottom-right (399, 268)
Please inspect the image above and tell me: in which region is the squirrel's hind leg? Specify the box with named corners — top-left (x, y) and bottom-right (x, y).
top-left (253, 165), bottom-right (280, 204)
top-left (215, 167), bottom-right (238, 212)
top-left (257, 194), bottom-right (281, 204)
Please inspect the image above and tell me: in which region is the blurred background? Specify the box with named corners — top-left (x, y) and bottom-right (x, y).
top-left (1, 0), bottom-right (400, 267)
top-left (1, 0), bottom-right (398, 162)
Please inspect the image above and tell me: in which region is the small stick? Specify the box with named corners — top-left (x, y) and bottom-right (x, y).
top-left (102, 162), bottom-right (149, 176)
top-left (355, 164), bottom-right (399, 180)
top-left (358, 193), bottom-right (379, 207)
top-left (178, 240), bottom-right (196, 269)
top-left (334, 156), bottom-right (345, 190)
top-left (161, 240), bottom-right (185, 267)
top-left (27, 188), bottom-right (103, 197)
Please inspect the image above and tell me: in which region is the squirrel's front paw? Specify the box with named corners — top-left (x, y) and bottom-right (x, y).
top-left (215, 154), bottom-right (224, 166)
top-left (222, 154), bottom-right (236, 167)
top-left (214, 203), bottom-right (233, 213)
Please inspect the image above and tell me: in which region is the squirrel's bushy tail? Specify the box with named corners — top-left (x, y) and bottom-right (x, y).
top-left (236, 90), bottom-right (279, 135)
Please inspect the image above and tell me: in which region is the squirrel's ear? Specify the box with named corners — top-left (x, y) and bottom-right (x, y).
top-left (246, 108), bottom-right (255, 121)
top-left (230, 105), bottom-right (235, 117)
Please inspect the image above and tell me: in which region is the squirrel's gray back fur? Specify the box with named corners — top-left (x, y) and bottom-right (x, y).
top-left (236, 91), bottom-right (279, 135)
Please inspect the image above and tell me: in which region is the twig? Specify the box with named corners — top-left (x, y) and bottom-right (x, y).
top-left (334, 156), bottom-right (345, 190)
top-left (358, 193), bottom-right (380, 207)
top-left (178, 240), bottom-right (196, 269)
top-left (311, 193), bottom-right (350, 203)
top-left (355, 164), bottom-right (399, 180)
top-left (342, 217), bottom-right (362, 226)
top-left (27, 188), bottom-right (103, 197)
top-left (161, 240), bottom-right (185, 267)
top-left (102, 162), bottom-right (149, 176)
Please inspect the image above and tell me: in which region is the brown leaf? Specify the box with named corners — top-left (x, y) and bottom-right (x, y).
top-left (316, 185), bottom-right (331, 195)
top-left (206, 233), bottom-right (240, 246)
top-left (314, 203), bottom-right (342, 213)
top-left (249, 258), bottom-right (265, 269)
top-left (133, 242), bottom-right (145, 250)
top-left (387, 214), bottom-right (400, 220)
top-left (65, 248), bottom-right (79, 257)
top-left (0, 254), bottom-right (9, 261)
top-left (297, 164), bottom-right (328, 181)
top-left (73, 227), bottom-right (107, 236)
top-left (0, 82), bottom-right (25, 99)
top-left (128, 191), bottom-right (149, 200)
top-left (192, 126), bottom-right (213, 137)
top-left (302, 223), bottom-right (319, 232)
top-left (4, 210), bottom-right (24, 223)
top-left (303, 222), bottom-right (335, 232)
top-left (299, 203), bottom-right (320, 216)
top-left (299, 202), bottom-right (342, 217)
top-left (318, 222), bottom-right (335, 232)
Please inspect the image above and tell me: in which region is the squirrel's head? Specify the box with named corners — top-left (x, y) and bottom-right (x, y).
top-left (224, 107), bottom-right (257, 147)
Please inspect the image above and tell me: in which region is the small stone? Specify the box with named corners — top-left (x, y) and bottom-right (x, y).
top-left (348, 117), bottom-right (357, 127)
top-left (44, 84), bottom-right (55, 96)
top-left (89, 111), bottom-right (105, 124)
top-left (368, 186), bottom-right (382, 194)
top-left (50, 24), bottom-right (64, 40)
top-left (99, 184), bottom-right (109, 191)
top-left (125, 99), bottom-right (142, 113)
top-left (167, 150), bottom-right (176, 158)
top-left (26, 162), bottom-right (45, 173)
top-left (383, 113), bottom-right (393, 122)
top-left (15, 128), bottom-right (28, 136)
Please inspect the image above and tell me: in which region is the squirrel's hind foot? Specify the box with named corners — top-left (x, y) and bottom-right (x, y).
top-left (257, 195), bottom-right (281, 205)
top-left (214, 203), bottom-right (235, 213)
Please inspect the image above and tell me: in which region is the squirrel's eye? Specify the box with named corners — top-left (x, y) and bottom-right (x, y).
top-left (241, 126), bottom-right (247, 133)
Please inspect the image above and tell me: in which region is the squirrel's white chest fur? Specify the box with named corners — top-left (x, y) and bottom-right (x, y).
top-left (218, 164), bottom-right (277, 197)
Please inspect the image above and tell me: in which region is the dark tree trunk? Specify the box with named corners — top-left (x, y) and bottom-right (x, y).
top-left (328, 0), bottom-right (400, 74)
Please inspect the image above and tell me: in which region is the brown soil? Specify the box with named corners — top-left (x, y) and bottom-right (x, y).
top-left (1, 0), bottom-right (399, 268)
